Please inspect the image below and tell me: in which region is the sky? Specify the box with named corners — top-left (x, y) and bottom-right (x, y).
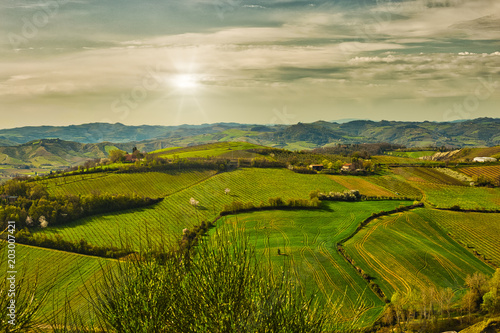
top-left (0, 0), bottom-right (499, 129)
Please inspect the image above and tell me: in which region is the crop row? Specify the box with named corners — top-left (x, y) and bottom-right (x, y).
top-left (421, 209), bottom-right (500, 267)
top-left (35, 169), bottom-right (348, 250)
top-left (458, 165), bottom-right (500, 182)
top-left (326, 175), bottom-right (395, 197)
top-left (214, 200), bottom-right (413, 327)
top-left (1, 244), bottom-right (111, 320)
top-left (344, 210), bottom-right (493, 299)
top-left (43, 170), bottom-right (217, 198)
top-left (368, 175), bottom-right (423, 199)
top-left (416, 183), bottom-right (500, 210)
top-left (392, 167), bottom-right (465, 186)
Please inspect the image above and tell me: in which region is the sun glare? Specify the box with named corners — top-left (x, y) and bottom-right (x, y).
top-left (173, 74), bottom-right (199, 90)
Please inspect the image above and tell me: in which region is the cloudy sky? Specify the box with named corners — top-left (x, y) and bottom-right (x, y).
top-left (0, 0), bottom-right (499, 128)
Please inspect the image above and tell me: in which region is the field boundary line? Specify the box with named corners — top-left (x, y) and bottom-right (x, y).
top-left (334, 203), bottom-right (424, 302)
top-left (2, 240), bottom-right (117, 261)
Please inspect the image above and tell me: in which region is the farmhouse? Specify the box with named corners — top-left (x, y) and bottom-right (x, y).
top-left (309, 164), bottom-right (324, 171)
top-left (124, 154), bottom-right (138, 163)
top-left (341, 163), bottom-right (355, 172)
top-left (473, 157), bottom-right (497, 162)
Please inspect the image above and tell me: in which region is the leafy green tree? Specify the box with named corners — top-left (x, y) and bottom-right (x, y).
top-left (109, 149), bottom-right (126, 163)
top-left (482, 269), bottom-right (500, 314)
top-left (28, 183), bottom-right (48, 200)
top-left (333, 160), bottom-right (344, 172)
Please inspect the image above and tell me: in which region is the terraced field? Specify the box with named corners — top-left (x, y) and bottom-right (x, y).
top-left (344, 209), bottom-right (494, 299)
top-left (419, 209), bottom-right (500, 267)
top-left (214, 200), bottom-right (414, 327)
top-left (416, 183), bottom-right (500, 209)
top-left (36, 169), bottom-right (348, 250)
top-left (458, 165), bottom-right (500, 183)
top-left (326, 175), bottom-right (396, 197)
top-left (43, 170), bottom-right (217, 197)
top-left (1, 243), bottom-right (111, 319)
top-left (392, 167), bottom-right (465, 186)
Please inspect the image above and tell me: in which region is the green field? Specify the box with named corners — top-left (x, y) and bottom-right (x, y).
top-left (43, 170), bottom-right (217, 197)
top-left (152, 142), bottom-right (268, 159)
top-left (416, 183), bottom-right (500, 209)
top-left (6, 154), bottom-right (500, 331)
top-left (214, 200), bottom-right (414, 327)
top-left (421, 209), bottom-right (500, 267)
top-left (1, 243), bottom-right (110, 319)
top-left (169, 129), bottom-right (263, 147)
top-left (148, 146), bottom-right (182, 154)
top-left (344, 209), bottom-right (494, 299)
top-left (37, 168), bottom-right (348, 250)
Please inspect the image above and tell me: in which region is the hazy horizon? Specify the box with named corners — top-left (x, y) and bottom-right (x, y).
top-left (1, 0), bottom-right (499, 129)
top-left (1, 116), bottom-right (499, 131)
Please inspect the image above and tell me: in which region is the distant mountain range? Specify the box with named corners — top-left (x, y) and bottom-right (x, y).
top-left (0, 118), bottom-right (498, 168)
top-left (0, 122), bottom-right (247, 145)
top-left (1, 118), bottom-right (498, 148)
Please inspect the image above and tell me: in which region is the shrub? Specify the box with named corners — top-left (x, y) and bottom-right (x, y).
top-left (91, 229), bottom-right (326, 332)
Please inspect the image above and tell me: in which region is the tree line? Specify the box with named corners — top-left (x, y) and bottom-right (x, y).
top-left (0, 179), bottom-right (161, 230)
top-left (14, 229), bottom-right (132, 258)
top-left (220, 197), bottom-right (322, 215)
top-left (380, 269), bottom-right (500, 332)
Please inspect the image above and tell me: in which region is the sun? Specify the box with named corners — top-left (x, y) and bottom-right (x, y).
top-left (172, 74), bottom-right (199, 90)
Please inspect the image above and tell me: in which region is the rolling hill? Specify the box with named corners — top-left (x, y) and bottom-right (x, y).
top-left (0, 139), bottom-right (136, 168)
top-left (0, 118), bottom-right (499, 149)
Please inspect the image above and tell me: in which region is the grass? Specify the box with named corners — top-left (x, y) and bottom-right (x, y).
top-left (420, 209), bottom-right (500, 267)
top-left (344, 209), bottom-right (494, 299)
top-left (214, 200), bottom-right (415, 328)
top-left (36, 168), bottom-right (348, 250)
top-left (1, 243), bottom-right (111, 319)
top-left (147, 146), bottom-right (182, 154)
top-left (415, 183), bottom-right (500, 209)
top-left (42, 169), bottom-right (217, 197)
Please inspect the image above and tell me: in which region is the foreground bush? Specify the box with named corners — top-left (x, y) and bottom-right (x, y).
top-left (91, 229), bottom-right (326, 332)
